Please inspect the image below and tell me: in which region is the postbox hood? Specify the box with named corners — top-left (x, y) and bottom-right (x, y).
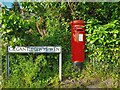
top-left (70, 20), bottom-right (85, 26)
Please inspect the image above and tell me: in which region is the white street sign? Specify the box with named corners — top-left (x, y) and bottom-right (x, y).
top-left (8, 46), bottom-right (61, 53)
top-left (7, 46), bottom-right (62, 81)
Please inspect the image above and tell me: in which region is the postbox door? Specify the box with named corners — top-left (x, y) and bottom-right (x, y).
top-left (70, 20), bottom-right (85, 63)
top-left (72, 28), bottom-right (85, 62)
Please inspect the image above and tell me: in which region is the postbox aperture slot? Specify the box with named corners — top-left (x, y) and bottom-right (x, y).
top-left (76, 29), bottom-right (83, 31)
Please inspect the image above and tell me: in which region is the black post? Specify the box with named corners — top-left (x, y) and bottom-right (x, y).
top-left (73, 62), bottom-right (83, 72)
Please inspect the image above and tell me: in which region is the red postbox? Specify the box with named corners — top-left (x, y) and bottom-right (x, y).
top-left (70, 20), bottom-right (85, 65)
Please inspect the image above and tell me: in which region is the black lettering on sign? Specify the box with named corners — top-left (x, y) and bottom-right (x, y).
top-left (30, 47), bottom-right (35, 51)
top-left (19, 47), bottom-right (27, 51)
top-left (15, 47), bottom-right (19, 51)
top-left (47, 47), bottom-right (54, 52)
top-left (28, 47), bottom-right (31, 51)
top-left (34, 48), bottom-right (39, 51)
top-left (8, 47), bottom-right (13, 51)
top-left (50, 48), bottom-right (54, 51)
top-left (55, 48), bottom-right (59, 51)
top-left (38, 48), bottom-right (42, 51)
top-left (43, 48), bottom-right (47, 51)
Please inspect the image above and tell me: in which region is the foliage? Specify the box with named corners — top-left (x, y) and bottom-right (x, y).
top-left (86, 19), bottom-right (120, 72)
top-left (3, 54), bottom-right (59, 88)
top-left (1, 2), bottom-right (120, 88)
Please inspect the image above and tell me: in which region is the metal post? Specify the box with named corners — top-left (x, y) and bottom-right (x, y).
top-left (59, 52), bottom-right (62, 81)
top-left (6, 46), bottom-right (9, 78)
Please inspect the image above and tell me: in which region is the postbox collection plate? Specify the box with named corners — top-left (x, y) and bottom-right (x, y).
top-left (78, 34), bottom-right (83, 41)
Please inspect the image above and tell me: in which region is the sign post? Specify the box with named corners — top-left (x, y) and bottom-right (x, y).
top-left (59, 52), bottom-right (62, 81)
top-left (6, 46), bottom-right (62, 81)
top-left (6, 46), bottom-right (10, 78)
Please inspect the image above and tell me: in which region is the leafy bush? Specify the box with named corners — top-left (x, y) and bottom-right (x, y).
top-left (86, 19), bottom-right (120, 73)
